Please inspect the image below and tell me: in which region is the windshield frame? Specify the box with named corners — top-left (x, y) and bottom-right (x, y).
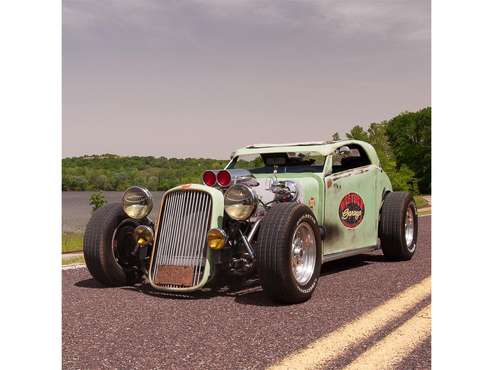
top-left (226, 152), bottom-right (329, 174)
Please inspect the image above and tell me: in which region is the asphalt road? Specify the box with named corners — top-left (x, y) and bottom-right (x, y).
top-left (62, 216), bottom-right (431, 370)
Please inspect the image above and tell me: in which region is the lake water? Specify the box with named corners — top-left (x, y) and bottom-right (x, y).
top-left (62, 191), bottom-right (165, 232)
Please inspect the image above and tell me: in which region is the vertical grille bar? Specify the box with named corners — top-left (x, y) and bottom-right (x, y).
top-left (155, 191), bottom-right (178, 275)
top-left (155, 191), bottom-right (176, 279)
top-left (193, 195), bottom-right (211, 285)
top-left (191, 193), bottom-right (206, 286)
top-left (151, 190), bottom-right (212, 288)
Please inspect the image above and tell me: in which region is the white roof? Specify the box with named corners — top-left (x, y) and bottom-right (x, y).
top-left (231, 139), bottom-right (380, 166)
top-left (245, 141), bottom-right (328, 149)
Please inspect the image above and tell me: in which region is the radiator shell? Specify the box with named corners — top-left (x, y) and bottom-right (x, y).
top-left (148, 184), bottom-right (224, 292)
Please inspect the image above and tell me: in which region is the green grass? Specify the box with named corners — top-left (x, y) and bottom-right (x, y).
top-left (418, 209), bottom-right (432, 217)
top-left (62, 232), bottom-right (83, 253)
top-left (414, 195), bottom-right (429, 209)
top-left (62, 255), bottom-right (85, 266)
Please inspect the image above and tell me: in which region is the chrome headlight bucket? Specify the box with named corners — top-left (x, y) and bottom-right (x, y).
top-left (224, 184), bottom-right (257, 221)
top-left (133, 225), bottom-right (154, 246)
top-left (122, 186), bottom-right (153, 219)
top-left (207, 228), bottom-right (228, 250)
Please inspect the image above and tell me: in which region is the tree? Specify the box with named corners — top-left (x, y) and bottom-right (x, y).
top-left (71, 176), bottom-right (89, 191)
top-left (89, 191), bottom-right (107, 211)
top-left (93, 174), bottom-right (108, 190)
top-left (61, 108), bottom-right (431, 194)
top-left (367, 123), bottom-right (392, 158)
top-left (345, 122), bottom-right (418, 192)
top-left (386, 107), bottom-right (431, 193)
top-left (346, 125), bottom-right (369, 142)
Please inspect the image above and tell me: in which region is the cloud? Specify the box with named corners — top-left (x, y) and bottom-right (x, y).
top-left (188, 0), bottom-right (430, 40)
top-left (62, 0), bottom-right (430, 158)
top-left (63, 0), bottom-right (430, 41)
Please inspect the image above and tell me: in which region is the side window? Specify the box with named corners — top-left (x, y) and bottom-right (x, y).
top-left (332, 144), bottom-right (371, 173)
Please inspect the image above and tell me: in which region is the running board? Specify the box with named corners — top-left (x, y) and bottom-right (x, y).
top-left (322, 245), bottom-right (379, 263)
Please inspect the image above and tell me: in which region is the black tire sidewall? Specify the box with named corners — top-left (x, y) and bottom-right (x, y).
top-left (256, 203), bottom-right (322, 303)
top-left (286, 210), bottom-right (322, 295)
top-left (84, 203), bottom-right (137, 285)
top-left (379, 192), bottom-right (418, 261)
top-left (102, 211), bottom-right (126, 281)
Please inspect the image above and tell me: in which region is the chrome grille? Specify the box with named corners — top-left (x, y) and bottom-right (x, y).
top-left (151, 190), bottom-right (212, 288)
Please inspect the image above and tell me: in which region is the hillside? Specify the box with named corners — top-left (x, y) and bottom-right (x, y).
top-left (62, 155), bottom-right (229, 191)
top-left (63, 107), bottom-right (431, 193)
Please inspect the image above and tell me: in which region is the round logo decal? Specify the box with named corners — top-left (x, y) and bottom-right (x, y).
top-left (339, 192), bottom-right (365, 228)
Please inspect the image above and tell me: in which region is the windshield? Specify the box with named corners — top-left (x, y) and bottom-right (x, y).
top-left (227, 152), bottom-right (326, 174)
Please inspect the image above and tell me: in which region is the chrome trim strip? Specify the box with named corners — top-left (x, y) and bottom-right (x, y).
top-left (322, 245), bottom-right (378, 263)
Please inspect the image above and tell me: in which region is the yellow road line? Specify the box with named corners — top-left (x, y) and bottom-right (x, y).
top-left (268, 276), bottom-right (431, 370)
top-left (344, 304), bottom-right (431, 370)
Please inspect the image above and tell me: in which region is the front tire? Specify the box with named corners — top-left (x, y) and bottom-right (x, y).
top-left (83, 203), bottom-right (140, 286)
top-left (256, 203), bottom-right (321, 304)
top-left (379, 192), bottom-right (418, 261)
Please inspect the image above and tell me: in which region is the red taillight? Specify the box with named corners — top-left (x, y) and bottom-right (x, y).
top-left (217, 170), bottom-right (232, 187)
top-left (202, 171), bottom-right (216, 186)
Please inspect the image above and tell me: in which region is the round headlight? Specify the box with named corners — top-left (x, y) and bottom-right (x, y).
top-left (133, 225), bottom-right (154, 246)
top-left (122, 186), bottom-right (153, 219)
top-left (207, 228), bottom-right (227, 250)
top-left (224, 184), bottom-right (257, 221)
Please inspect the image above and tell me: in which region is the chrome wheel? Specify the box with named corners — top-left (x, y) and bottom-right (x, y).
top-left (291, 222), bottom-right (317, 285)
top-left (405, 206), bottom-right (416, 252)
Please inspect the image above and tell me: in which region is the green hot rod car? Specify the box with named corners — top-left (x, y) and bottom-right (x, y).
top-left (83, 140), bottom-right (418, 303)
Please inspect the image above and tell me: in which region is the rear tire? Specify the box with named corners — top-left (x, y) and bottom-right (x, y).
top-left (83, 203), bottom-right (140, 286)
top-left (379, 192), bottom-right (418, 261)
top-left (256, 203), bottom-right (321, 304)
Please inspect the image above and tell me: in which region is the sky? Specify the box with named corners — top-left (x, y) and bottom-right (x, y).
top-left (63, 0), bottom-right (430, 159)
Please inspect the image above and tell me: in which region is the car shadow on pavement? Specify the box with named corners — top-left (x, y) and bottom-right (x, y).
top-left (74, 278), bottom-right (115, 289)
top-left (320, 256), bottom-right (369, 276)
top-left (138, 276), bottom-right (265, 300)
top-left (234, 254), bottom-right (383, 307)
top-left (355, 253), bottom-right (406, 263)
top-left (72, 253), bottom-right (397, 305)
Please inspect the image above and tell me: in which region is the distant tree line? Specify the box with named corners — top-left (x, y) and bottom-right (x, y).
top-left (338, 106), bottom-right (431, 194)
top-left (62, 107), bottom-right (431, 194)
top-left (62, 156), bottom-right (229, 191)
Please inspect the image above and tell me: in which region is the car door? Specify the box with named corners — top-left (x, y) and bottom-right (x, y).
top-left (322, 144), bottom-right (379, 256)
